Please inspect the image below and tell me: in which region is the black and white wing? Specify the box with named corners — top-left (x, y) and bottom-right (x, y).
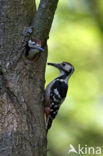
top-left (46, 80), bottom-right (68, 130)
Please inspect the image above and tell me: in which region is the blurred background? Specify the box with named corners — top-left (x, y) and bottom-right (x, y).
top-left (38, 0), bottom-right (103, 155)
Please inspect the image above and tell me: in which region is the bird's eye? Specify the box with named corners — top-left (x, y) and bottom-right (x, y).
top-left (62, 63), bottom-right (65, 66)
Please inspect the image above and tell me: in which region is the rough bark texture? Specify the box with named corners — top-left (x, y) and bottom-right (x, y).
top-left (0, 0), bottom-right (59, 156)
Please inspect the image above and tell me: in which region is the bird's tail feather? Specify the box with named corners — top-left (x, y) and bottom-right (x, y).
top-left (46, 115), bottom-right (53, 132)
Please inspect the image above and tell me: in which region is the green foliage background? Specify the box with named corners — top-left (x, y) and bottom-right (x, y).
top-left (38, 0), bottom-right (103, 155)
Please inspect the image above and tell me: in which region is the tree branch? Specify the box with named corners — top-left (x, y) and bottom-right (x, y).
top-left (0, 0), bottom-right (59, 155)
top-left (32, 0), bottom-right (59, 40)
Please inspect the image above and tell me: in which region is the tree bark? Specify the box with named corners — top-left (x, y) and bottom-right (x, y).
top-left (0, 0), bottom-right (59, 155)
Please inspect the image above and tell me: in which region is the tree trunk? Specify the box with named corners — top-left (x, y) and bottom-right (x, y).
top-left (0, 0), bottom-right (59, 155)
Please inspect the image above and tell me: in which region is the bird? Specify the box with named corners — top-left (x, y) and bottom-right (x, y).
top-left (25, 38), bottom-right (44, 59)
top-left (44, 62), bottom-right (74, 132)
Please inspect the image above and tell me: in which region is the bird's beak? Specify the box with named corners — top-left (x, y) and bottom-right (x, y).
top-left (35, 46), bottom-right (44, 52)
top-left (48, 63), bottom-right (61, 70)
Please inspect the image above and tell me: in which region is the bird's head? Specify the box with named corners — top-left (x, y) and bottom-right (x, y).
top-left (28, 38), bottom-right (44, 52)
top-left (48, 62), bottom-right (74, 75)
